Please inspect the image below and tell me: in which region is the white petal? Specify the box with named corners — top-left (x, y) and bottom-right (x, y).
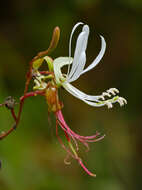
top-left (82, 99), bottom-right (106, 107)
top-left (69, 22), bottom-right (83, 58)
top-left (67, 22), bottom-right (83, 77)
top-left (81, 35), bottom-right (106, 75)
top-left (62, 82), bottom-right (101, 102)
top-left (81, 25), bottom-right (90, 52)
top-left (62, 82), bottom-right (105, 107)
top-left (67, 31), bottom-right (86, 80)
top-left (67, 25), bottom-right (89, 83)
top-left (62, 82), bottom-right (83, 100)
top-left (67, 26), bottom-right (90, 81)
top-left (53, 57), bottom-right (73, 85)
top-left (67, 52), bottom-right (86, 83)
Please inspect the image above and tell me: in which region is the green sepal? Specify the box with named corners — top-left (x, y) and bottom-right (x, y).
top-left (33, 58), bottom-right (44, 70)
top-left (44, 56), bottom-right (53, 71)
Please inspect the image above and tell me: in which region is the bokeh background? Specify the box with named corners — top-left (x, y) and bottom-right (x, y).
top-left (0, 0), bottom-right (142, 190)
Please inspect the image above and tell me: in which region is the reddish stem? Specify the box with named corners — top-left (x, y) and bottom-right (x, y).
top-left (24, 63), bottom-right (33, 95)
top-left (0, 124), bottom-right (17, 139)
top-left (0, 90), bottom-right (45, 140)
top-left (18, 90), bottom-right (45, 127)
top-left (20, 90), bottom-right (45, 101)
top-left (39, 71), bottom-right (53, 75)
top-left (11, 108), bottom-right (17, 121)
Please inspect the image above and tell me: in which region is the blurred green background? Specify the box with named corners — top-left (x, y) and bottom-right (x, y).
top-left (0, 0), bottom-right (142, 189)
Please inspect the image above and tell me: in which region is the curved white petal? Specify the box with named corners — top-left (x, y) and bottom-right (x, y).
top-left (67, 22), bottom-right (83, 77)
top-left (82, 25), bottom-right (90, 52)
top-left (69, 22), bottom-right (83, 58)
top-left (67, 25), bottom-right (90, 83)
top-left (67, 51), bottom-right (86, 83)
top-left (67, 31), bottom-right (86, 80)
top-left (62, 82), bottom-right (105, 107)
top-left (62, 82), bottom-right (84, 100)
top-left (81, 35), bottom-right (106, 75)
top-left (82, 100), bottom-right (106, 107)
top-left (82, 99), bottom-right (105, 107)
top-left (53, 57), bottom-right (73, 85)
top-left (67, 25), bottom-right (90, 81)
top-left (62, 82), bottom-right (101, 102)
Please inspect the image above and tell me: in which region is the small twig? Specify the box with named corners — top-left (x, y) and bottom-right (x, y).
top-left (11, 108), bottom-right (17, 121)
top-left (39, 71), bottom-right (53, 75)
top-left (24, 61), bottom-right (33, 95)
top-left (0, 90), bottom-right (45, 140)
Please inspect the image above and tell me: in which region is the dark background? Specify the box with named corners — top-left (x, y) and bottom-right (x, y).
top-left (0, 0), bottom-right (142, 190)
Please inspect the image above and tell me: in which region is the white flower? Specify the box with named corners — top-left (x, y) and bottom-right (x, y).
top-left (53, 22), bottom-right (127, 108)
